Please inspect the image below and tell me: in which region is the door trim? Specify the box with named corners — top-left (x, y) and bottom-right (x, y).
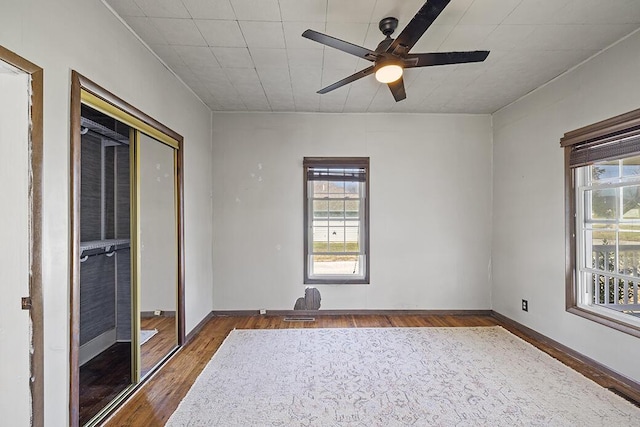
top-left (0, 45), bottom-right (44, 427)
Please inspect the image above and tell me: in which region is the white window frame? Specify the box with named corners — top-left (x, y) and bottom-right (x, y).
top-left (575, 164), bottom-right (640, 328)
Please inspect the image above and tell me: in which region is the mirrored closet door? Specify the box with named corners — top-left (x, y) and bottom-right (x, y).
top-left (70, 71), bottom-right (184, 427)
top-left (137, 133), bottom-right (179, 378)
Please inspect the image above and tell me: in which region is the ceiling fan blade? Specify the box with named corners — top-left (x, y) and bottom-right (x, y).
top-left (387, 0), bottom-right (450, 55)
top-left (317, 66), bottom-right (376, 94)
top-left (302, 29), bottom-right (378, 61)
top-left (404, 51), bottom-right (490, 68)
top-left (387, 77), bottom-right (406, 102)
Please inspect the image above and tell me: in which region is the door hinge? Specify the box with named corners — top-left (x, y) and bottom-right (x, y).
top-left (21, 297), bottom-right (32, 310)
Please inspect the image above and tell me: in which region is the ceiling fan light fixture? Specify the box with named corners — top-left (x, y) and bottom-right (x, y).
top-left (375, 64), bottom-right (403, 83)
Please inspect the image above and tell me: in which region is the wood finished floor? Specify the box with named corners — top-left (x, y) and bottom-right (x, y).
top-left (104, 314), bottom-right (640, 426)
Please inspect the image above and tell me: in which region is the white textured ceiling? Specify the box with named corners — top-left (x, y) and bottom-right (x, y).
top-left (105, 0), bottom-right (640, 113)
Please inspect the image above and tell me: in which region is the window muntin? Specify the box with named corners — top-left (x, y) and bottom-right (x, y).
top-left (304, 158), bottom-right (369, 284)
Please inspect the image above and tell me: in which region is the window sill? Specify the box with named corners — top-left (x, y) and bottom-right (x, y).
top-left (305, 277), bottom-right (369, 285)
top-left (567, 305), bottom-right (640, 338)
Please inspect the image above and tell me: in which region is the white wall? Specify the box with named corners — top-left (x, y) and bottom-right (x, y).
top-left (212, 112), bottom-right (493, 311)
top-left (492, 30), bottom-right (640, 383)
top-left (0, 0), bottom-right (213, 424)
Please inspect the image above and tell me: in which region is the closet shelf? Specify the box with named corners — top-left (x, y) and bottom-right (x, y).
top-left (80, 239), bottom-right (130, 256)
top-left (81, 117), bottom-right (129, 145)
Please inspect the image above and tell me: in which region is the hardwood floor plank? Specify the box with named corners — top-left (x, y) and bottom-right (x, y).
top-left (104, 313), bottom-right (638, 426)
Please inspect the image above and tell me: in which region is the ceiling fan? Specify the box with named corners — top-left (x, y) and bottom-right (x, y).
top-left (302, 0), bottom-right (490, 102)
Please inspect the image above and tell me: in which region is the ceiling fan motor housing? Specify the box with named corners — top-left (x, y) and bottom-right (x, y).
top-left (379, 17), bottom-right (399, 37)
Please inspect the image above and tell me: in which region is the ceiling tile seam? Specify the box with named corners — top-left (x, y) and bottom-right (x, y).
top-left (435, 0), bottom-right (475, 51)
top-left (228, 0), bottom-right (239, 21)
top-left (143, 16), bottom-right (170, 45)
top-left (99, 0), bottom-right (210, 110)
top-left (321, 0), bottom-right (330, 112)
top-left (181, 0), bottom-right (194, 20)
top-left (365, 84), bottom-right (384, 112)
top-left (254, 46), bottom-right (276, 110)
top-left (317, 0), bottom-right (330, 112)
top-left (440, 68), bottom-right (488, 112)
top-left (497, 0), bottom-right (525, 26)
top-left (209, 64), bottom-right (249, 111)
top-left (221, 3), bottom-right (252, 111)
top-left (368, 0), bottom-right (380, 25)
top-left (414, 66), bottom-right (459, 109)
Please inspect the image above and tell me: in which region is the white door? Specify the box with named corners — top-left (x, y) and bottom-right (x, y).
top-left (0, 61), bottom-right (32, 426)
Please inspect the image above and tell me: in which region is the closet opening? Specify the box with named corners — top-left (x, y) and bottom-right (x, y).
top-left (78, 104), bottom-right (133, 425)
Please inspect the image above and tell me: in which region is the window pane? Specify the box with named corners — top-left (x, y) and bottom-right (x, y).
top-left (312, 255), bottom-right (360, 275)
top-left (313, 200), bottom-right (328, 219)
top-left (345, 226), bottom-right (360, 252)
top-left (328, 181), bottom-right (345, 197)
top-left (587, 188), bottom-right (617, 220)
top-left (618, 230), bottom-right (640, 277)
top-left (622, 185), bottom-right (640, 219)
top-left (622, 155), bottom-right (640, 178)
top-left (329, 200), bottom-right (345, 218)
top-left (591, 161), bottom-right (619, 182)
top-left (329, 224), bottom-right (345, 252)
top-left (345, 200), bottom-right (359, 217)
top-left (312, 226), bottom-right (328, 252)
top-left (313, 181), bottom-right (328, 197)
top-left (345, 181), bottom-right (359, 198)
top-left (588, 225), bottom-right (615, 271)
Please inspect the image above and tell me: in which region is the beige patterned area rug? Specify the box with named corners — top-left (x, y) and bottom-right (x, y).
top-left (166, 327), bottom-right (639, 426)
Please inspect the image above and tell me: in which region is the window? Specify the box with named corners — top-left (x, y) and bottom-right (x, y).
top-left (304, 157), bottom-right (369, 284)
top-left (561, 108), bottom-right (640, 337)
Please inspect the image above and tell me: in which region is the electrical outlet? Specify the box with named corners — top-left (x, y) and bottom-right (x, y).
top-left (522, 299), bottom-right (528, 312)
top-left (154, 309), bottom-right (161, 316)
top-left (259, 309), bottom-right (267, 315)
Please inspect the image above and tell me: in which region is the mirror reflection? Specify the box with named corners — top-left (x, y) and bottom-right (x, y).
top-left (138, 133), bottom-right (179, 377)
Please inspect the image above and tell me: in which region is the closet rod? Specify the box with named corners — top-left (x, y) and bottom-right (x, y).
top-left (79, 246), bottom-right (127, 263)
top-left (80, 238), bottom-right (130, 257)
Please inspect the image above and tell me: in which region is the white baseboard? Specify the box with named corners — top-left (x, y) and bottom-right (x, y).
top-left (79, 328), bottom-right (116, 366)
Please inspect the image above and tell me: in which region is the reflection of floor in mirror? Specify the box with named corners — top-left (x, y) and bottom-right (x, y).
top-left (79, 342), bottom-right (131, 426)
top-left (140, 328), bottom-right (158, 345)
top-left (141, 315), bottom-right (177, 378)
